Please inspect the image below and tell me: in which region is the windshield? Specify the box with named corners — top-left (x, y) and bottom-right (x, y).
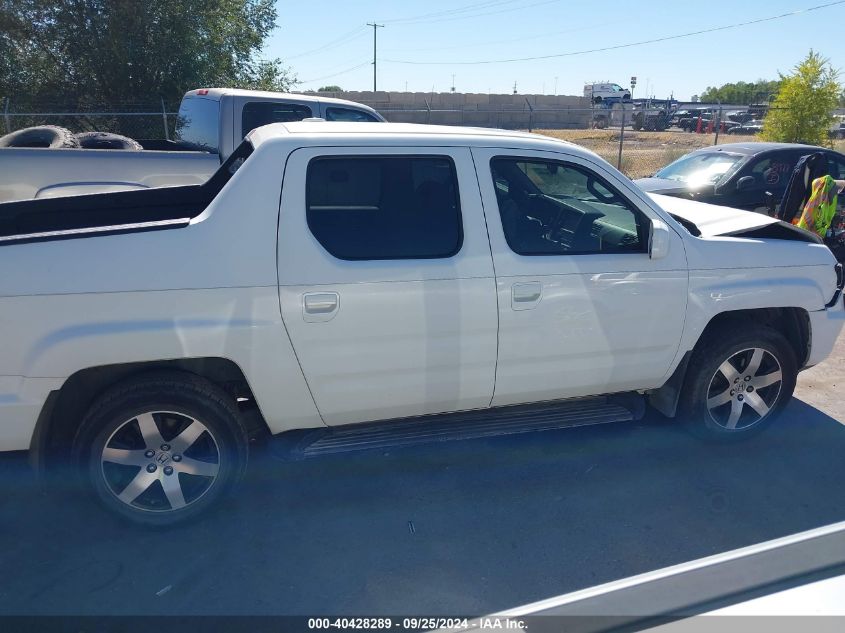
top-left (654, 152), bottom-right (744, 186)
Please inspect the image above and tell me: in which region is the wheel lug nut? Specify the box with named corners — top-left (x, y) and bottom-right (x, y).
top-left (744, 376), bottom-right (751, 381)
top-left (146, 463), bottom-right (157, 473)
top-left (144, 450), bottom-right (155, 458)
top-left (738, 395), bottom-right (744, 401)
top-left (730, 390), bottom-right (735, 395)
top-left (172, 454), bottom-right (182, 462)
top-left (747, 386), bottom-right (753, 392)
top-left (734, 377), bottom-right (739, 383)
top-left (160, 444), bottom-right (170, 451)
top-left (163, 466), bottom-right (174, 476)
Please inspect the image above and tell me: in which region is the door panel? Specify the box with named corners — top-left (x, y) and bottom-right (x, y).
top-left (277, 147), bottom-right (497, 426)
top-left (472, 148), bottom-right (689, 407)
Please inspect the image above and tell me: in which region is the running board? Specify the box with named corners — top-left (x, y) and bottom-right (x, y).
top-left (269, 395), bottom-right (643, 461)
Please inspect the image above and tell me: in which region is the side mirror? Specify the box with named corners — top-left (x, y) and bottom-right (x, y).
top-left (649, 218), bottom-right (671, 260)
top-left (736, 176), bottom-right (755, 191)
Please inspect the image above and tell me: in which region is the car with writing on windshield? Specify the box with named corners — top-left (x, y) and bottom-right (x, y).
top-left (636, 142), bottom-right (845, 214)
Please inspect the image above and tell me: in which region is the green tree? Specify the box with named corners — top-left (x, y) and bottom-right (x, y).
top-left (761, 50), bottom-right (840, 146)
top-left (318, 85), bottom-right (343, 92)
top-left (0, 0), bottom-right (296, 108)
top-left (699, 79), bottom-right (781, 104)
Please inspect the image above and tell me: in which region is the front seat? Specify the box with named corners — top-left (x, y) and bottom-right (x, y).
top-left (498, 197), bottom-right (547, 254)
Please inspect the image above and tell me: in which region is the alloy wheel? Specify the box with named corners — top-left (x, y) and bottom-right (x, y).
top-left (706, 347), bottom-right (783, 430)
top-left (99, 411), bottom-right (221, 512)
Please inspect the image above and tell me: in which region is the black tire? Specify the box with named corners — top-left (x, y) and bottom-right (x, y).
top-left (75, 131), bottom-right (143, 150)
top-left (0, 125), bottom-right (79, 148)
top-left (680, 325), bottom-right (797, 442)
top-left (73, 371), bottom-right (249, 526)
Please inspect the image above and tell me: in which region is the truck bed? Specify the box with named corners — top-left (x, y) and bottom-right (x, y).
top-left (0, 145), bottom-right (220, 204)
top-left (0, 142), bottom-right (251, 244)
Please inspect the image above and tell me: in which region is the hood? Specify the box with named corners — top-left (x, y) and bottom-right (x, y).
top-left (648, 193), bottom-right (788, 237)
top-left (635, 177), bottom-right (693, 195)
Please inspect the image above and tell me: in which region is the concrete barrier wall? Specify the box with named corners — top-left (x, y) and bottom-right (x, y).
top-left (298, 90), bottom-right (592, 129)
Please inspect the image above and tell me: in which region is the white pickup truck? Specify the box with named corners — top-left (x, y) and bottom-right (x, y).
top-left (0, 122), bottom-right (842, 525)
top-left (0, 88), bottom-right (383, 203)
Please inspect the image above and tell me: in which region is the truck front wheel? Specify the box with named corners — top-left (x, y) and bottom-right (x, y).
top-left (680, 327), bottom-right (797, 441)
top-left (73, 372), bottom-right (249, 526)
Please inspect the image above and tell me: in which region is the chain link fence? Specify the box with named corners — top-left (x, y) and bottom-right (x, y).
top-left (3, 99), bottom-right (844, 180)
top-left (1, 98), bottom-right (177, 141)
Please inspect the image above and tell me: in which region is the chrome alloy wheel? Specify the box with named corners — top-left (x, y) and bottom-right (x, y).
top-left (706, 348), bottom-right (783, 430)
top-left (100, 411), bottom-right (220, 512)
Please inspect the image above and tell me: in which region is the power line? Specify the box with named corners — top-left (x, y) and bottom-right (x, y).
top-left (381, 0), bottom-right (521, 24)
top-left (390, 0), bottom-right (560, 25)
top-left (381, 19), bottom-right (623, 54)
top-left (300, 60), bottom-right (372, 85)
top-left (384, 0), bottom-right (845, 65)
top-left (285, 26), bottom-right (367, 61)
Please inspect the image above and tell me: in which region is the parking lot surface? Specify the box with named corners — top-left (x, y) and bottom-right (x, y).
top-left (1, 332), bottom-right (844, 616)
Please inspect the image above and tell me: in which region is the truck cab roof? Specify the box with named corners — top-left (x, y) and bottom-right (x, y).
top-left (246, 120), bottom-right (586, 155)
top-left (183, 88), bottom-right (382, 116)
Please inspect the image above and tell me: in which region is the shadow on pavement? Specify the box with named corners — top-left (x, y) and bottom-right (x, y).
top-left (0, 397), bottom-right (843, 616)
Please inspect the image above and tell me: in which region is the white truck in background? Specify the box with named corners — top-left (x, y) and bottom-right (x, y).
top-left (0, 88), bottom-right (384, 203)
top-left (584, 82), bottom-right (632, 103)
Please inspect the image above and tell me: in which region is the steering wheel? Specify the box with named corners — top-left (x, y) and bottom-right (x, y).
top-left (587, 179), bottom-right (622, 205)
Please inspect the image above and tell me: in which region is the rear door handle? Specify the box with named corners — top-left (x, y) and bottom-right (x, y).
top-left (303, 292), bottom-right (339, 322)
top-left (511, 282), bottom-right (542, 310)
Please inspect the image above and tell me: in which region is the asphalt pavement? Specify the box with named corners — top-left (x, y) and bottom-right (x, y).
top-left (1, 335), bottom-right (844, 617)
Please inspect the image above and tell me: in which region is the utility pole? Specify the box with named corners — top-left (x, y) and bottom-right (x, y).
top-left (451, 74), bottom-right (455, 92)
top-left (554, 76), bottom-right (558, 95)
top-left (367, 22), bottom-right (384, 93)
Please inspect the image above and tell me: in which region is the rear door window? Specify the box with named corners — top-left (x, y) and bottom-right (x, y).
top-left (306, 155), bottom-right (462, 260)
top-left (241, 101), bottom-right (312, 137)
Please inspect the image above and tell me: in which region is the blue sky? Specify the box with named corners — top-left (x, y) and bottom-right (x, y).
top-left (265, 0), bottom-right (845, 99)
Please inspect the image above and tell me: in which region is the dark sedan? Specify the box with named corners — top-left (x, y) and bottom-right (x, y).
top-left (635, 142), bottom-right (845, 214)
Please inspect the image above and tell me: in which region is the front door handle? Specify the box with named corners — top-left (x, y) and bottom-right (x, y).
top-left (303, 292), bottom-right (339, 322)
top-left (512, 282), bottom-right (542, 310)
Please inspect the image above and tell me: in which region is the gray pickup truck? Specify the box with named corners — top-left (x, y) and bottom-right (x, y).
top-left (0, 88), bottom-right (383, 203)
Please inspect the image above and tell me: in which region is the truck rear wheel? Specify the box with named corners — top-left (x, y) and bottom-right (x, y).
top-left (680, 326), bottom-right (797, 441)
top-left (73, 372), bottom-right (249, 526)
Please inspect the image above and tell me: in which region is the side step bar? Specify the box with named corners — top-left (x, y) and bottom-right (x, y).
top-left (269, 395), bottom-right (643, 461)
